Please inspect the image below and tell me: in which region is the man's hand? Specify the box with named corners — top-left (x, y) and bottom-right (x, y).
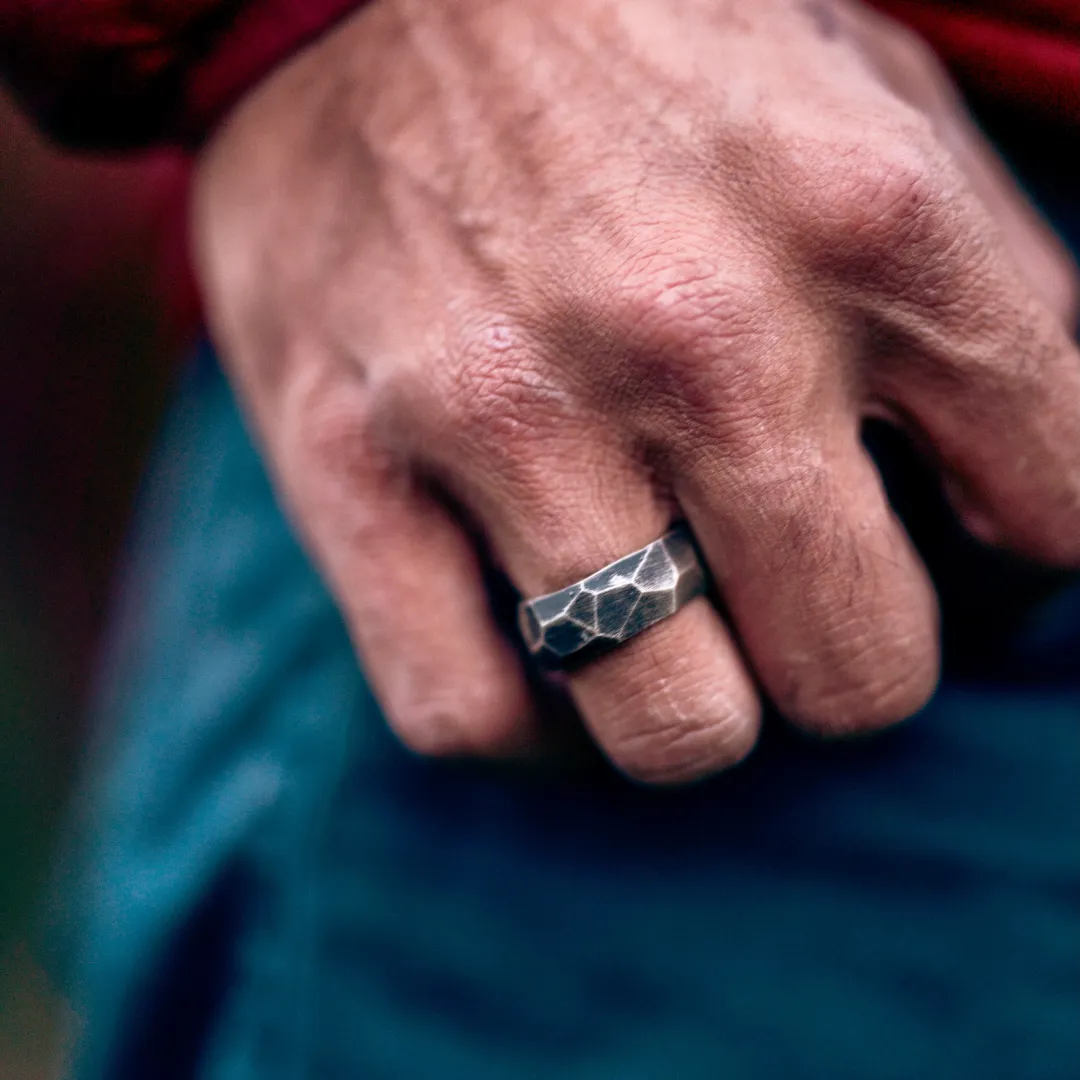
top-left (193, 0), bottom-right (1080, 782)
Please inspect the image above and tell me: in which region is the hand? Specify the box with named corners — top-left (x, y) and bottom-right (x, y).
top-left (193, 0), bottom-right (1080, 782)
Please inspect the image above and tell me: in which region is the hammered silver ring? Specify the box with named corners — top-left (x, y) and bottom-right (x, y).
top-left (517, 524), bottom-right (708, 668)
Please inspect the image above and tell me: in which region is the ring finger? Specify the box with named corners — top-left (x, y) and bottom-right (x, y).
top-left (424, 371), bottom-right (762, 784)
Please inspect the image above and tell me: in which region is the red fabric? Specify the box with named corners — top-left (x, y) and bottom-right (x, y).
top-left (179, 0), bottom-right (366, 144)
top-left (0, 0), bottom-right (367, 146)
top-left (870, 1), bottom-right (1080, 124)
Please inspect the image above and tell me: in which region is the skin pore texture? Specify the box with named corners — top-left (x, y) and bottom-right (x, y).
top-left (193, 0), bottom-right (1080, 783)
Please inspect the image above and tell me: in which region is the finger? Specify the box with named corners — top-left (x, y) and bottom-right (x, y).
top-left (844, 1), bottom-right (1078, 324)
top-left (424, 365), bottom-right (761, 784)
top-left (274, 362), bottom-right (542, 758)
top-left (877, 263), bottom-right (1080, 567)
top-left (674, 380), bottom-right (940, 737)
top-left (570, 594), bottom-right (762, 784)
top-left (858, 15), bottom-right (1080, 558)
top-left (929, 105), bottom-right (1078, 328)
top-left (771, 59), bottom-right (1080, 570)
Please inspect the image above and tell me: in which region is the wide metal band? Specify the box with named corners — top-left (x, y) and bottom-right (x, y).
top-left (517, 524), bottom-right (707, 668)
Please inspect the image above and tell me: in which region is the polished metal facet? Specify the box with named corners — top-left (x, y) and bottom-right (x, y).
top-left (518, 524), bottom-right (707, 668)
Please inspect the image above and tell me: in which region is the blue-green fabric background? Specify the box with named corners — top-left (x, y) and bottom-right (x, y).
top-left (57, 142), bottom-right (1080, 1080)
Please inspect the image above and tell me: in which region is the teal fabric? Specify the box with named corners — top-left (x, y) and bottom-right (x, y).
top-left (61, 177), bottom-right (1080, 1078)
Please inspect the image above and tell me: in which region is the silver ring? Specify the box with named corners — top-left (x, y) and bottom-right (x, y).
top-left (517, 524), bottom-right (707, 668)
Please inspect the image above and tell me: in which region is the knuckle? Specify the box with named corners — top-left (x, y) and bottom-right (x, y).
top-left (282, 367), bottom-right (389, 502)
top-left (611, 731), bottom-right (719, 786)
top-left (605, 256), bottom-right (806, 438)
top-left (609, 246), bottom-right (779, 362)
top-left (615, 255), bottom-right (771, 349)
top-left (831, 138), bottom-right (941, 239)
top-left (783, 637), bottom-right (940, 736)
top-left (298, 394), bottom-right (373, 475)
top-left (915, 300), bottom-right (1066, 405)
top-left (877, 16), bottom-right (949, 84)
top-left (386, 680), bottom-right (515, 759)
top-left (390, 706), bottom-right (476, 758)
top-left (608, 703), bottom-right (757, 785)
top-left (1029, 539), bottom-right (1080, 570)
top-left (436, 319), bottom-right (568, 451)
top-left (1004, 500), bottom-right (1080, 568)
top-left (787, 123), bottom-right (957, 270)
top-left (597, 650), bottom-right (760, 785)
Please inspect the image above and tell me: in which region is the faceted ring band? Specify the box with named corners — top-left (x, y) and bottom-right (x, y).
top-left (517, 524), bottom-right (708, 669)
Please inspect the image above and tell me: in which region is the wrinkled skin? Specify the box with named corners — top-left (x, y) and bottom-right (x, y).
top-left (193, 0), bottom-right (1080, 783)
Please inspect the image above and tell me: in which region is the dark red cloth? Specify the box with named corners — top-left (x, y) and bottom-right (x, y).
top-left (0, 0), bottom-right (366, 147)
top-left (870, 0), bottom-right (1080, 125)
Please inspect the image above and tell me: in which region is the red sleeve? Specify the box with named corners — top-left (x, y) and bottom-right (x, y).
top-left (0, 0), bottom-right (367, 148)
top-left (869, 1), bottom-right (1080, 126)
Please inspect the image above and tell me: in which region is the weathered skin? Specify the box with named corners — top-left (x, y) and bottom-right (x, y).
top-left (193, 0), bottom-right (1080, 783)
